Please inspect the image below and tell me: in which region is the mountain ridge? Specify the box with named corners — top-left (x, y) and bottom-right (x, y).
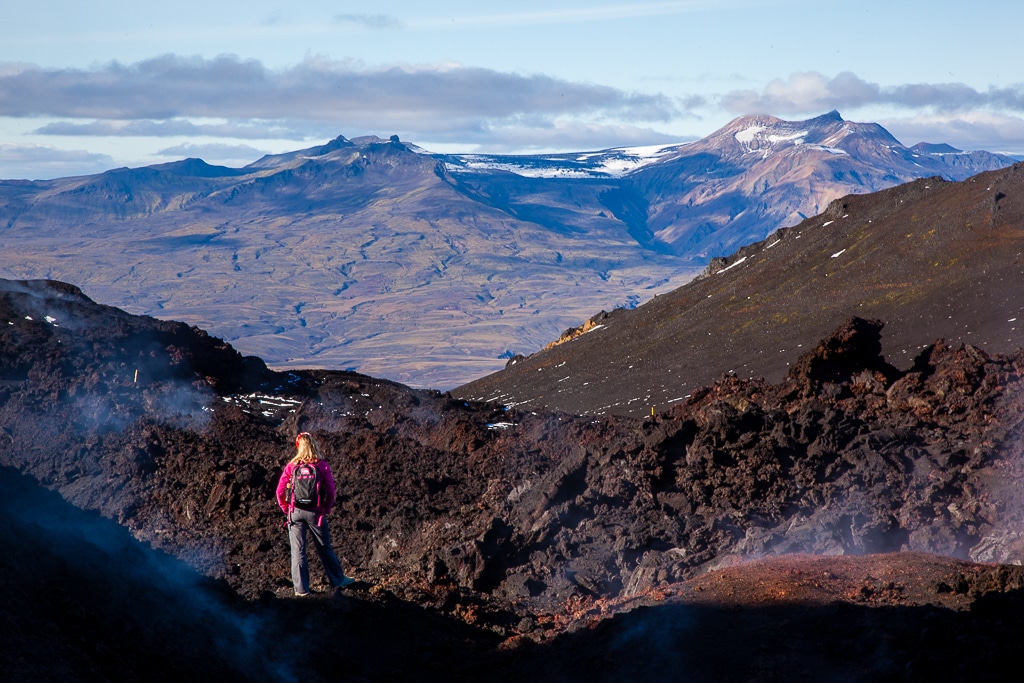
top-left (0, 112), bottom-right (1014, 388)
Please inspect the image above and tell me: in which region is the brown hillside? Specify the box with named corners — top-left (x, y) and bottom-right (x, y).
top-left (456, 164), bottom-right (1024, 417)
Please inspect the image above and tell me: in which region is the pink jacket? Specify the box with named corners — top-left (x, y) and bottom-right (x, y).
top-left (276, 459), bottom-right (337, 515)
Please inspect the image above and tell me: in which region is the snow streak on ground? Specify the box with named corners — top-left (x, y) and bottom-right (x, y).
top-left (717, 256), bottom-right (747, 274)
top-left (220, 393), bottom-right (303, 420)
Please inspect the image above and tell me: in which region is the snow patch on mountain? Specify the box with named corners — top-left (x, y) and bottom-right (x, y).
top-left (769, 130), bottom-right (808, 144)
top-left (806, 144), bottom-right (849, 156)
top-left (447, 142), bottom-right (687, 179)
top-left (736, 127), bottom-right (808, 146)
top-left (734, 126), bottom-right (765, 144)
top-left (734, 124), bottom-right (819, 159)
top-left (452, 158), bottom-right (598, 178)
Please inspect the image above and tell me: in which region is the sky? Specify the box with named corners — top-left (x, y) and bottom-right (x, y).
top-left (2, 0), bottom-right (1024, 179)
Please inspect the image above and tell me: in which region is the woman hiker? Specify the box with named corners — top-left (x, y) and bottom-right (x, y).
top-left (276, 432), bottom-right (355, 596)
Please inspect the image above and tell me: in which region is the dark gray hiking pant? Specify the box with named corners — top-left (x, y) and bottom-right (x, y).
top-left (287, 508), bottom-right (346, 593)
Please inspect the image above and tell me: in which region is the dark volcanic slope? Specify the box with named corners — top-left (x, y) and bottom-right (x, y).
top-left (455, 163), bottom-right (1024, 417)
top-left (0, 466), bottom-right (501, 682)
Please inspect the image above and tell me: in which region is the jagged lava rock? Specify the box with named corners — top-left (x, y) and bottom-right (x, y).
top-left (4, 280), bottom-right (1024, 682)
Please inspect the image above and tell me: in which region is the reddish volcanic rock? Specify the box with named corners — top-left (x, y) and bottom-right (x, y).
top-left (3, 278), bottom-right (1024, 681)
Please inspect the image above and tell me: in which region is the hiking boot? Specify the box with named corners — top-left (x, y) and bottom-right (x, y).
top-left (337, 576), bottom-right (356, 588)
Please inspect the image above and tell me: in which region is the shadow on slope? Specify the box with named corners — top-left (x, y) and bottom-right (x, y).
top-left (0, 465), bottom-right (500, 682)
top-left (495, 590), bottom-right (1024, 683)
top-left (0, 465), bottom-right (285, 681)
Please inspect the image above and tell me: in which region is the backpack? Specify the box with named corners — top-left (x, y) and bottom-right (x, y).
top-left (290, 462), bottom-right (321, 508)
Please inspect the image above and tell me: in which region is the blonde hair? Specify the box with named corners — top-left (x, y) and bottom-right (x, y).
top-left (291, 432), bottom-right (322, 465)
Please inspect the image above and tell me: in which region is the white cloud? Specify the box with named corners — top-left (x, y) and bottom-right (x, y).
top-left (721, 71), bottom-right (1024, 116)
top-left (418, 119), bottom-right (689, 153)
top-left (155, 142), bottom-right (268, 165)
top-left (0, 53), bottom-right (706, 177)
top-left (0, 55), bottom-right (683, 134)
top-left (33, 119), bottom-right (317, 140)
top-left (333, 14), bottom-right (402, 30)
top-left (0, 143), bottom-right (114, 180)
top-left (881, 111), bottom-right (1024, 155)
top-left (405, 0), bottom-right (772, 30)
top-left (8, 55), bottom-right (1024, 178)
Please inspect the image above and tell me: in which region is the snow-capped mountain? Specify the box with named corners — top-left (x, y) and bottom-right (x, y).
top-left (442, 110), bottom-right (1013, 259)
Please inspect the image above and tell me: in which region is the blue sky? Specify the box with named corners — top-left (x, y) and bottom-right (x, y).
top-left (2, 0), bottom-right (1023, 179)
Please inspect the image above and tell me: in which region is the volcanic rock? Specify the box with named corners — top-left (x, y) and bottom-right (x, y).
top-left (3, 278), bottom-right (1024, 681)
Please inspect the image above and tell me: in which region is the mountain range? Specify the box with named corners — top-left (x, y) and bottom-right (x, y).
top-left (0, 111), bottom-right (1014, 388)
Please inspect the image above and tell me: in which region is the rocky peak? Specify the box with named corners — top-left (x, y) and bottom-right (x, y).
top-left (811, 108), bottom-right (844, 124)
top-left (712, 110), bottom-right (900, 157)
top-left (150, 158), bottom-right (244, 178)
top-left (912, 142), bottom-right (963, 154)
